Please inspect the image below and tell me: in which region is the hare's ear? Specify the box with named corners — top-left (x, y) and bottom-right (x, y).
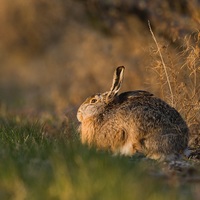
top-left (106, 66), bottom-right (125, 102)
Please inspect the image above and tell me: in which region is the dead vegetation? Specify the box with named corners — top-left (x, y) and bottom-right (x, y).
top-left (148, 30), bottom-right (200, 147)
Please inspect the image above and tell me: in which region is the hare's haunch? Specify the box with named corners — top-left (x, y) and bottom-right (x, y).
top-left (77, 66), bottom-right (189, 160)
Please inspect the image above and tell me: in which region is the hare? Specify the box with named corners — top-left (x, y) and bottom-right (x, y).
top-left (77, 66), bottom-right (189, 161)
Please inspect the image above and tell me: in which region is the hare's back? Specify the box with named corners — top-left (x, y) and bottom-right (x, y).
top-left (118, 91), bottom-right (188, 133)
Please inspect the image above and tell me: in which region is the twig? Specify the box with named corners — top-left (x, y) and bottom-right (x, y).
top-left (148, 21), bottom-right (174, 106)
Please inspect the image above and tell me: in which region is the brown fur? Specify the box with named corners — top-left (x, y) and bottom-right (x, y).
top-left (77, 67), bottom-right (189, 160)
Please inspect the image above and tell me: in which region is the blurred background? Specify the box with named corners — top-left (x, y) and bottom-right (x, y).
top-left (0, 0), bottom-right (199, 122)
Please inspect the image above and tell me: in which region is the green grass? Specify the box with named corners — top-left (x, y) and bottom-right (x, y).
top-left (0, 116), bottom-right (196, 200)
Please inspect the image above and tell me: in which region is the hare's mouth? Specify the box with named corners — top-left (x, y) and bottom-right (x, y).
top-left (77, 110), bottom-right (83, 122)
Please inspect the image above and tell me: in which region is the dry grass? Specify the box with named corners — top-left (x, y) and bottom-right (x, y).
top-left (0, 1), bottom-right (151, 118)
top-left (147, 30), bottom-right (200, 147)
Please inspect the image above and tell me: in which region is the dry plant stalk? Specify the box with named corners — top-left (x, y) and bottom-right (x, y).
top-left (148, 27), bottom-right (200, 146)
top-left (148, 21), bottom-right (174, 106)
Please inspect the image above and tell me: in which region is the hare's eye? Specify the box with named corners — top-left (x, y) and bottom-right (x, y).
top-left (90, 98), bottom-right (97, 103)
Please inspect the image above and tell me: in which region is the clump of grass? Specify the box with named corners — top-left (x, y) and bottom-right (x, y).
top-left (147, 25), bottom-right (199, 159)
top-left (148, 26), bottom-right (200, 146)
